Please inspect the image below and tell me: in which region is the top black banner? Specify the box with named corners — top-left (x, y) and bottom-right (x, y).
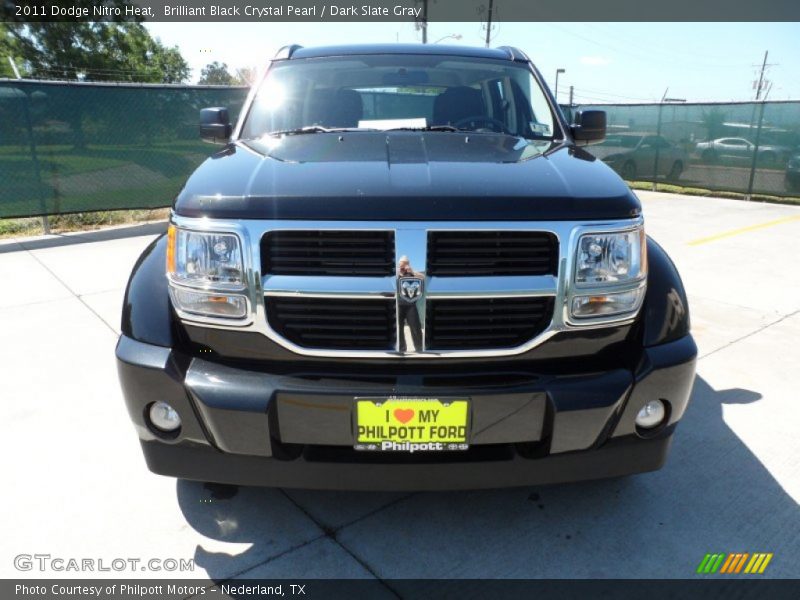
top-left (3, 0), bottom-right (800, 22)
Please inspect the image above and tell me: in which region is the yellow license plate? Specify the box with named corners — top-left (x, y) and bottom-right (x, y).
top-left (354, 398), bottom-right (469, 452)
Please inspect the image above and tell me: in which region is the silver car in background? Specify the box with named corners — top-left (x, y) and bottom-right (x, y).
top-left (591, 133), bottom-right (687, 181)
top-left (695, 137), bottom-right (791, 166)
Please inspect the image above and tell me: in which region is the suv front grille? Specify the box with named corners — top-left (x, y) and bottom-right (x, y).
top-left (262, 230), bottom-right (395, 276)
top-left (260, 225), bottom-right (561, 356)
top-left (265, 297), bottom-right (397, 350)
top-left (425, 297), bottom-right (555, 350)
top-left (427, 231), bottom-right (558, 276)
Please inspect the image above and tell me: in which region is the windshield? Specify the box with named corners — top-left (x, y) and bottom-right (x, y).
top-left (240, 54), bottom-right (558, 140)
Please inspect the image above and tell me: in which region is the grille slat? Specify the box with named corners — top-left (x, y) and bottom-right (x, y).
top-left (262, 230), bottom-right (394, 277)
top-left (266, 297), bottom-right (396, 351)
top-left (428, 231), bottom-right (558, 277)
top-left (426, 297), bottom-right (554, 350)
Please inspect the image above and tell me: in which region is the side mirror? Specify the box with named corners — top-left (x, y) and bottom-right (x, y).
top-left (571, 110), bottom-right (606, 146)
top-left (200, 107), bottom-right (232, 144)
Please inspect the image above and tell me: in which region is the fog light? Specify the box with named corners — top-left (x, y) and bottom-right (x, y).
top-left (149, 401), bottom-right (181, 432)
top-left (635, 399), bottom-right (666, 429)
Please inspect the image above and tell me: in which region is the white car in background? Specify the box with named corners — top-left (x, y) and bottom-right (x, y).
top-left (695, 137), bottom-right (791, 166)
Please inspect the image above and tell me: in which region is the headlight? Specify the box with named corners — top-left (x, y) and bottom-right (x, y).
top-left (570, 224), bottom-right (647, 321)
top-left (575, 227), bottom-right (646, 287)
top-left (167, 225), bottom-right (244, 289)
top-left (166, 225), bottom-right (249, 320)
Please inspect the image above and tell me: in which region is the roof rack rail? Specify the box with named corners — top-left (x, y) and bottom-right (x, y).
top-left (274, 45), bottom-right (304, 60)
top-left (496, 46), bottom-right (529, 61)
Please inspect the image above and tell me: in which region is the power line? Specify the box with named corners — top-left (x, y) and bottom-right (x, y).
top-left (551, 24), bottom-right (754, 71)
top-left (571, 86), bottom-right (655, 102)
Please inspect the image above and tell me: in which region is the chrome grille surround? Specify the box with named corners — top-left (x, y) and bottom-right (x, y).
top-left (168, 213), bottom-right (646, 359)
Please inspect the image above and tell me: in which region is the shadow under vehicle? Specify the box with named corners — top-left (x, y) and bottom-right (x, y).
top-left (174, 377), bottom-right (800, 581)
top-left (590, 133), bottom-right (687, 181)
top-left (116, 44), bottom-right (696, 491)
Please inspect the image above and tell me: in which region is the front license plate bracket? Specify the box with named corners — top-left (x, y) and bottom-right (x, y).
top-left (354, 397), bottom-right (470, 452)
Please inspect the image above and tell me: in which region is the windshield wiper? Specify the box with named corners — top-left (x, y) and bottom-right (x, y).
top-left (385, 125), bottom-right (461, 133)
top-left (264, 126), bottom-right (377, 137)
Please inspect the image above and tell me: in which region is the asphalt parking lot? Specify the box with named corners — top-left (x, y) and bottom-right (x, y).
top-left (2, 191), bottom-right (799, 584)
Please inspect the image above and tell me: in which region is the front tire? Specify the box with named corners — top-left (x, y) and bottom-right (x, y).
top-left (667, 161), bottom-right (683, 181)
top-left (621, 161), bottom-right (637, 180)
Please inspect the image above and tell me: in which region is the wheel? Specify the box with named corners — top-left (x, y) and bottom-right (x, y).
top-left (759, 151), bottom-right (777, 166)
top-left (667, 161), bottom-right (683, 181)
top-left (621, 161), bottom-right (637, 180)
top-left (701, 149), bottom-right (716, 163)
top-left (787, 177), bottom-right (800, 193)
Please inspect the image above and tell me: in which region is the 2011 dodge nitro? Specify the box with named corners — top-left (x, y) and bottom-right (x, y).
top-left (116, 44), bottom-right (697, 490)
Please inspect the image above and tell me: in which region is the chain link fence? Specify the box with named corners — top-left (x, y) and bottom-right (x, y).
top-left (0, 80), bottom-right (248, 219)
top-left (1, 80), bottom-right (799, 220)
top-left (569, 101), bottom-right (800, 199)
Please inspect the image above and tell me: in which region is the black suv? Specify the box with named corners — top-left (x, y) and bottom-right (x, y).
top-left (116, 44), bottom-right (696, 490)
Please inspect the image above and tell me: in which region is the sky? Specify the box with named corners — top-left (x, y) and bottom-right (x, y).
top-left (144, 22), bottom-right (800, 102)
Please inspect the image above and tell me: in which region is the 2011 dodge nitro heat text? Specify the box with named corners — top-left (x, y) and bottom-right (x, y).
top-left (116, 44), bottom-right (697, 490)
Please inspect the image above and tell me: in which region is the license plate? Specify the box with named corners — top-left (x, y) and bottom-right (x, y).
top-left (354, 397), bottom-right (469, 452)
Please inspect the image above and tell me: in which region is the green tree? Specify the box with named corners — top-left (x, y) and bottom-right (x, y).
top-left (0, 24), bottom-right (23, 78)
top-left (199, 62), bottom-right (235, 85)
top-left (1, 10), bottom-right (190, 151)
top-left (233, 67), bottom-right (257, 86)
top-left (2, 11), bottom-right (189, 83)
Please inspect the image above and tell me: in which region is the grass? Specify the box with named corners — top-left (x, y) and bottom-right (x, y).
top-left (0, 208), bottom-right (170, 239)
top-left (628, 181), bottom-right (800, 206)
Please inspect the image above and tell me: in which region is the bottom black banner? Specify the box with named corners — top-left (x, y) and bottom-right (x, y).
top-left (4, 579), bottom-right (800, 600)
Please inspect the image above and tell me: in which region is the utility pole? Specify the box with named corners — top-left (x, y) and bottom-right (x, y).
top-left (554, 68), bottom-right (565, 103)
top-left (414, 0), bottom-right (428, 43)
top-left (653, 88), bottom-right (686, 191)
top-left (422, 0), bottom-right (427, 43)
top-left (568, 85), bottom-right (574, 107)
top-left (754, 50), bottom-right (769, 101)
top-left (484, 0), bottom-right (494, 48)
top-left (748, 50), bottom-right (776, 157)
top-left (746, 81), bottom-right (773, 201)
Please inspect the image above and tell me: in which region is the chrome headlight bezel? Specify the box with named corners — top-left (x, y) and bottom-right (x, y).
top-left (566, 220), bottom-right (648, 325)
top-left (166, 223), bottom-right (253, 322)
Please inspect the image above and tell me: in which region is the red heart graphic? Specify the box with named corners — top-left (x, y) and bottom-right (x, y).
top-left (394, 408), bottom-right (415, 424)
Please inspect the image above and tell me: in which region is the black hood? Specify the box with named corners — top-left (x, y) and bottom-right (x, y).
top-left (174, 132), bottom-right (641, 221)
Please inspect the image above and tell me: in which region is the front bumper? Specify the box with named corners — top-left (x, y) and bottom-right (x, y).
top-left (116, 334), bottom-right (697, 491)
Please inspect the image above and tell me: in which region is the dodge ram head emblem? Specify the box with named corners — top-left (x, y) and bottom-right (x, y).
top-left (399, 277), bottom-right (423, 302)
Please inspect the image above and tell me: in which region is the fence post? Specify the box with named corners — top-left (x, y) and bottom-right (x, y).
top-left (745, 100), bottom-right (767, 201)
top-left (9, 61), bottom-right (50, 233)
top-left (652, 102), bottom-right (664, 191)
top-left (18, 86), bottom-right (51, 233)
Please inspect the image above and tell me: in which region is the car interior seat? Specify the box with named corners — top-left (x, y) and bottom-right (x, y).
top-left (308, 88), bottom-right (364, 128)
top-left (432, 86), bottom-right (487, 126)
